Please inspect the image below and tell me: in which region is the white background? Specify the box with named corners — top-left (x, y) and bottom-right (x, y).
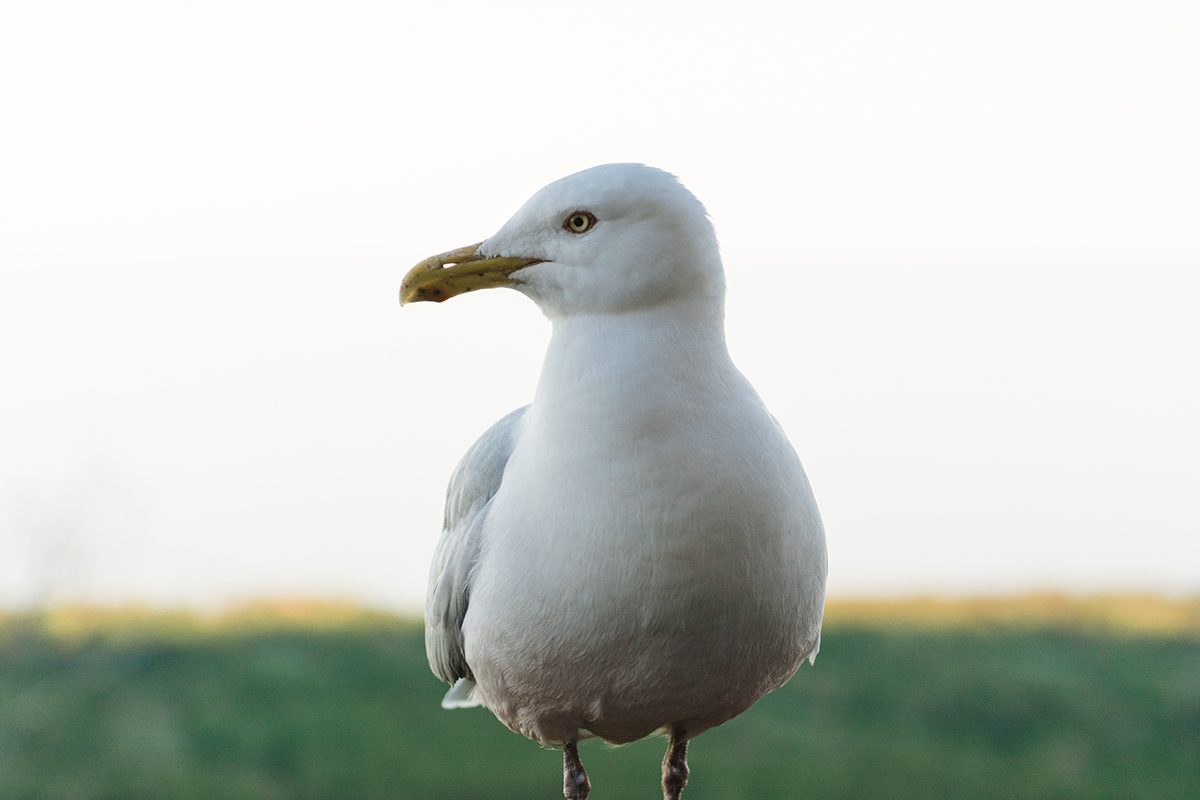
top-left (2, 1), bottom-right (1197, 611)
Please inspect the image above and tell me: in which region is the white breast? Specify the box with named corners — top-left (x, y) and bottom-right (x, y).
top-left (460, 308), bottom-right (827, 746)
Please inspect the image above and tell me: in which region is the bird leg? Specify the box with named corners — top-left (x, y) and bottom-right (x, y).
top-left (563, 741), bottom-right (591, 800)
top-left (662, 728), bottom-right (689, 800)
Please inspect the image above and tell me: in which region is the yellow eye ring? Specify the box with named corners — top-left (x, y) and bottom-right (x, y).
top-left (563, 211), bottom-right (597, 234)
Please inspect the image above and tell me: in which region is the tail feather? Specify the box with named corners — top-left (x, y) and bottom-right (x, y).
top-left (442, 678), bottom-right (483, 709)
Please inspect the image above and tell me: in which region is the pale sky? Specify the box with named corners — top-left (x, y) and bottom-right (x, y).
top-left (1, 1), bottom-right (1197, 611)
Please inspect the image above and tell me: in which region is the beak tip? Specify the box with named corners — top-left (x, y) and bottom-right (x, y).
top-left (399, 286), bottom-right (449, 306)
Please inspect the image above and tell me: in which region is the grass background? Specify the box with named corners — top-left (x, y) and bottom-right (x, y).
top-left (2, 597), bottom-right (1198, 800)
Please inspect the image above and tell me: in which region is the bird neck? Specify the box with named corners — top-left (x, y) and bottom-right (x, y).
top-left (532, 298), bottom-right (733, 415)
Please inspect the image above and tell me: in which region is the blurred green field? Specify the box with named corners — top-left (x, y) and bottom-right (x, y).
top-left (1, 599), bottom-right (1198, 800)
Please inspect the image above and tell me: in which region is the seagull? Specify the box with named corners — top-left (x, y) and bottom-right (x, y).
top-left (400, 164), bottom-right (827, 800)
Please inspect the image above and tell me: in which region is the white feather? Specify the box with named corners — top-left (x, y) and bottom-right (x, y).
top-left (441, 678), bottom-right (483, 709)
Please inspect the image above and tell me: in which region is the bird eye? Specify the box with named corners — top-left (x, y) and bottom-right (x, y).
top-left (563, 211), bottom-right (597, 234)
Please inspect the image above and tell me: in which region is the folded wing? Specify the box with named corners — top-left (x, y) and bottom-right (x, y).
top-left (425, 405), bottom-right (528, 697)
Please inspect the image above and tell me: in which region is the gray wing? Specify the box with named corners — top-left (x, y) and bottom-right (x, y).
top-left (425, 405), bottom-right (528, 685)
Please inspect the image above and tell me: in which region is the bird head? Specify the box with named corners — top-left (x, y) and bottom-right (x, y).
top-left (400, 164), bottom-right (725, 319)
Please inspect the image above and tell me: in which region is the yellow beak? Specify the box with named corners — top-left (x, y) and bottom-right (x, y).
top-left (399, 243), bottom-right (544, 305)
